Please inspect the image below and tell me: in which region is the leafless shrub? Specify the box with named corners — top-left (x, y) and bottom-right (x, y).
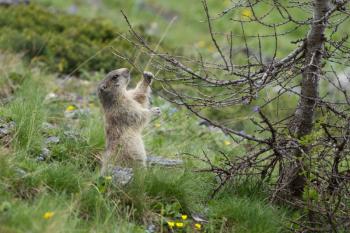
top-left (119, 0), bottom-right (350, 231)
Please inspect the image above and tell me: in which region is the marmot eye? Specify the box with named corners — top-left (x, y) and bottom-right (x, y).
top-left (112, 75), bottom-right (119, 80)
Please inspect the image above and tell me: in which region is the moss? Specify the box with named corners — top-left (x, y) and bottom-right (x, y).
top-left (0, 4), bottom-right (132, 74)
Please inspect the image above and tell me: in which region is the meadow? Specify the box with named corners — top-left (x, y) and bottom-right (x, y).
top-left (1, 0), bottom-right (342, 232)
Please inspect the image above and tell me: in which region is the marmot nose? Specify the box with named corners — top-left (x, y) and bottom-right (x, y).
top-left (119, 68), bottom-right (129, 76)
top-left (99, 84), bottom-right (107, 91)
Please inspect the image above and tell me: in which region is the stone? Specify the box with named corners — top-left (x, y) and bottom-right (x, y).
top-left (37, 147), bottom-right (51, 161)
top-left (44, 92), bottom-right (58, 102)
top-left (145, 224), bottom-right (156, 233)
top-left (147, 155), bottom-right (183, 167)
top-left (45, 136), bottom-right (60, 144)
top-left (0, 121), bottom-right (15, 138)
top-left (109, 156), bottom-right (183, 186)
top-left (15, 168), bottom-right (26, 177)
top-left (0, 0), bottom-right (29, 5)
top-left (191, 213), bottom-right (208, 223)
top-left (42, 122), bottom-right (55, 130)
top-left (112, 166), bottom-right (133, 185)
top-left (64, 130), bottom-right (79, 139)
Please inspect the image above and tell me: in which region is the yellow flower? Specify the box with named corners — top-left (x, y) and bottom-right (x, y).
top-left (167, 221), bottom-right (175, 228)
top-left (195, 223), bottom-right (202, 230)
top-left (66, 105), bottom-right (76, 112)
top-left (175, 222), bottom-right (184, 228)
top-left (241, 9), bottom-right (252, 18)
top-left (196, 40), bottom-right (206, 48)
top-left (154, 123), bottom-right (161, 128)
top-left (58, 59), bottom-right (65, 72)
top-left (43, 211), bottom-right (55, 220)
top-left (104, 176), bottom-right (112, 181)
top-left (208, 46), bottom-right (215, 52)
top-left (224, 140), bottom-right (231, 146)
top-left (181, 214), bottom-right (188, 220)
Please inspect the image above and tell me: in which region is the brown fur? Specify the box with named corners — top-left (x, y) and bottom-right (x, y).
top-left (97, 68), bottom-right (160, 174)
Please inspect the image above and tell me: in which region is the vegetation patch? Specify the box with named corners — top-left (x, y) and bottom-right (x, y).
top-left (0, 4), bottom-right (134, 74)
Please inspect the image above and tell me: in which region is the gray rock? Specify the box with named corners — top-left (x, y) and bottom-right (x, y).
top-left (147, 156), bottom-right (183, 167)
top-left (8, 121), bottom-right (15, 128)
top-left (145, 224), bottom-right (156, 233)
top-left (41, 147), bottom-right (51, 156)
top-left (109, 156), bottom-right (183, 186)
top-left (44, 92), bottom-right (58, 102)
top-left (0, 127), bottom-right (9, 137)
top-left (37, 156), bottom-right (45, 161)
top-left (42, 122), bottom-right (55, 130)
top-left (0, 0), bottom-right (29, 5)
top-left (15, 168), bottom-right (26, 177)
top-left (45, 136), bottom-right (60, 144)
top-left (37, 147), bottom-right (51, 161)
top-left (63, 130), bottom-right (81, 140)
top-left (191, 213), bottom-right (209, 223)
top-left (0, 121), bottom-right (15, 137)
top-left (112, 166), bottom-right (133, 185)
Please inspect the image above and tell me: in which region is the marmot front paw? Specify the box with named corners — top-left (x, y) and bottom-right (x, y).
top-left (143, 71), bottom-right (154, 84)
top-left (151, 107), bottom-right (161, 116)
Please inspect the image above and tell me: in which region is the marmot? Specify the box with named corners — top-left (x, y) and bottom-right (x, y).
top-left (97, 68), bottom-right (160, 174)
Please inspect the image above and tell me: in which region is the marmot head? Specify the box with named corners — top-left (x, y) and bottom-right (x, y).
top-left (97, 68), bottom-right (131, 107)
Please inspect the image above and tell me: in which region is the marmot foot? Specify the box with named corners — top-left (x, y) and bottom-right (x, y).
top-left (151, 107), bottom-right (161, 116)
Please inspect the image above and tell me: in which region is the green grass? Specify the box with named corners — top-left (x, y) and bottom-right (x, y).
top-left (0, 53), bottom-right (289, 232)
top-left (0, 0), bottom-right (304, 231)
top-left (34, 0), bottom-right (311, 58)
top-left (208, 196), bottom-right (286, 233)
top-left (5, 76), bottom-right (47, 152)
